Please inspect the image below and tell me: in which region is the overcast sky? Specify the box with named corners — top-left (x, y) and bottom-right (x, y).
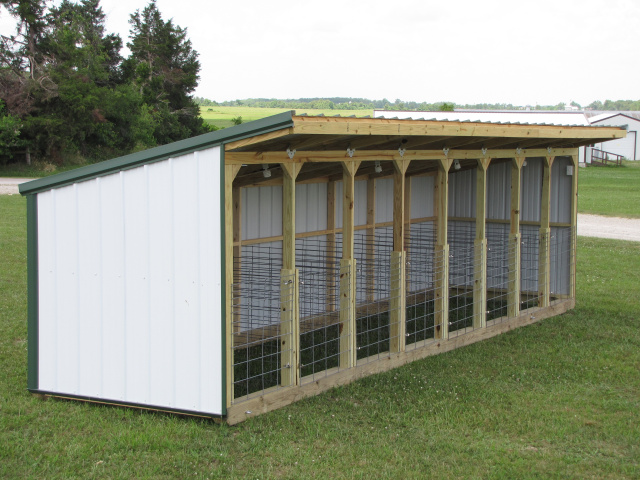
top-left (2, 0), bottom-right (639, 106)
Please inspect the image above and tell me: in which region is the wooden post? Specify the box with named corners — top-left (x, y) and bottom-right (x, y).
top-left (538, 156), bottom-right (553, 307)
top-left (365, 177), bottom-right (376, 303)
top-left (404, 176), bottom-right (412, 293)
top-left (569, 153), bottom-right (579, 298)
top-left (232, 186), bottom-right (242, 333)
top-left (434, 158), bottom-right (452, 340)
top-left (281, 163), bottom-right (300, 387)
top-left (340, 161), bottom-right (360, 369)
top-left (508, 157), bottom-right (524, 318)
top-left (390, 159), bottom-right (409, 353)
top-left (224, 163), bottom-right (241, 407)
top-left (327, 180), bottom-right (336, 311)
top-left (474, 158), bottom-right (490, 329)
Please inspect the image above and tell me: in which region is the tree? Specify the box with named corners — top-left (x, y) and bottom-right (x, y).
top-left (123, 0), bottom-right (209, 145)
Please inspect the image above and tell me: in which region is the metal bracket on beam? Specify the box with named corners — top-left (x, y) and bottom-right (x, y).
top-left (347, 146), bottom-right (355, 158)
top-left (398, 146), bottom-right (406, 158)
top-left (547, 146), bottom-right (552, 154)
top-left (482, 147), bottom-right (488, 156)
top-left (443, 147), bottom-right (450, 157)
top-left (516, 147), bottom-right (523, 155)
top-left (286, 147), bottom-right (296, 159)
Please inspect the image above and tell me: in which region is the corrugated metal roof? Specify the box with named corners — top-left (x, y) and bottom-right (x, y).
top-left (373, 110), bottom-right (591, 126)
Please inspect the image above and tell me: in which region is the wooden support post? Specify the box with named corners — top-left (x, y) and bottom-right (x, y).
top-left (473, 158), bottom-right (490, 329)
top-left (538, 156), bottom-right (553, 307)
top-left (404, 176), bottom-right (412, 292)
top-left (508, 157), bottom-right (524, 318)
top-left (435, 158), bottom-right (452, 340)
top-left (365, 177), bottom-right (376, 303)
top-left (340, 161), bottom-right (360, 369)
top-left (569, 153), bottom-right (579, 298)
top-left (232, 186), bottom-right (242, 333)
top-left (390, 159), bottom-right (409, 352)
top-left (281, 163), bottom-right (300, 387)
top-left (327, 180), bottom-right (336, 311)
top-left (224, 163), bottom-right (241, 407)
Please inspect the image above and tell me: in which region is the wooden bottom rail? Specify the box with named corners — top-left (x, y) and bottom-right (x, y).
top-left (226, 298), bottom-right (575, 424)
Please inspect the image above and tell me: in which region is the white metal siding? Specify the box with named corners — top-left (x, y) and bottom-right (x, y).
top-left (520, 158), bottom-right (543, 223)
top-left (375, 178), bottom-right (393, 223)
top-left (296, 183), bottom-right (328, 233)
top-left (448, 169), bottom-right (476, 218)
top-left (37, 148), bottom-right (224, 415)
top-left (550, 157), bottom-right (572, 224)
top-left (487, 162), bottom-right (511, 220)
top-left (410, 175), bottom-right (435, 219)
top-left (242, 185), bottom-right (282, 240)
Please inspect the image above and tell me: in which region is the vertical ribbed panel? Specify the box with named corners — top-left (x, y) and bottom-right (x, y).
top-left (486, 162), bottom-right (511, 220)
top-left (37, 147), bottom-right (223, 415)
top-left (550, 157), bottom-right (572, 224)
top-left (242, 185), bottom-right (282, 240)
top-left (520, 158), bottom-right (543, 222)
top-left (375, 178), bottom-right (393, 223)
top-left (448, 169), bottom-right (476, 218)
top-left (296, 182), bottom-right (328, 233)
top-left (410, 175), bottom-right (434, 219)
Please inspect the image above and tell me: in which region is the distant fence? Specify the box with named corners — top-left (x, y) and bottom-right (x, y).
top-left (590, 148), bottom-right (624, 166)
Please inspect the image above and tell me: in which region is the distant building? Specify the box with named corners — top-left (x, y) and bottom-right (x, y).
top-left (585, 112), bottom-right (640, 160)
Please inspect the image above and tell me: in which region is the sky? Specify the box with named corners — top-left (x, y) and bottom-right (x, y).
top-left (2, 0), bottom-right (640, 106)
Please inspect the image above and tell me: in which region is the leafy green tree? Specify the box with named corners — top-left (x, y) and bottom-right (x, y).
top-left (123, 0), bottom-right (209, 145)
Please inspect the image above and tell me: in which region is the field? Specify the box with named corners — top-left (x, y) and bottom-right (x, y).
top-left (200, 106), bottom-right (373, 129)
top-left (578, 161), bottom-right (640, 218)
top-left (1, 177), bottom-right (639, 476)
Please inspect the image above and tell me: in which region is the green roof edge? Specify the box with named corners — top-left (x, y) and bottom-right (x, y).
top-left (19, 110), bottom-right (295, 195)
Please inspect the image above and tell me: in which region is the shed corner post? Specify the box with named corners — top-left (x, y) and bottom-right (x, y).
top-left (508, 157), bottom-right (524, 318)
top-left (224, 162), bottom-right (241, 410)
top-left (390, 159), bottom-right (410, 353)
top-left (435, 158), bottom-right (452, 340)
top-left (26, 193), bottom-right (39, 391)
top-left (473, 158), bottom-right (490, 329)
top-left (340, 160), bottom-right (360, 369)
top-left (538, 155), bottom-right (554, 308)
top-left (569, 152), bottom-right (579, 299)
top-left (281, 162), bottom-right (300, 387)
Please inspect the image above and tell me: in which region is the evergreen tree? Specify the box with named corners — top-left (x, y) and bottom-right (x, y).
top-left (123, 0), bottom-right (209, 145)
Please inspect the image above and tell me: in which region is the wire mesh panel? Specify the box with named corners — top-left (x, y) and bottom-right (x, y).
top-left (550, 226), bottom-right (574, 298)
top-left (520, 225), bottom-right (540, 311)
top-left (448, 221), bottom-right (477, 335)
top-left (232, 242), bottom-right (294, 401)
top-left (486, 223), bottom-right (510, 322)
top-left (353, 227), bottom-right (395, 362)
top-left (405, 222), bottom-right (437, 348)
top-left (296, 236), bottom-right (350, 380)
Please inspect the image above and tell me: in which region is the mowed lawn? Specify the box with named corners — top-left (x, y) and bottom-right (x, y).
top-left (579, 161), bottom-right (640, 218)
top-left (200, 106), bottom-right (373, 129)
top-left (1, 192), bottom-right (639, 477)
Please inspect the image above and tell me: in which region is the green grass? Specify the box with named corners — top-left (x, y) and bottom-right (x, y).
top-left (200, 106), bottom-right (372, 129)
top-left (579, 161), bottom-right (640, 218)
top-left (1, 194), bottom-right (639, 478)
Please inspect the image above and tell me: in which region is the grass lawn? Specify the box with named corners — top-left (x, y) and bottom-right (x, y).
top-left (200, 106), bottom-right (373, 129)
top-left (1, 194), bottom-right (639, 478)
top-left (579, 161), bottom-right (640, 218)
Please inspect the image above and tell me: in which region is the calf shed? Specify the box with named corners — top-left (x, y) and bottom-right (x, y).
top-left (19, 111), bottom-right (625, 424)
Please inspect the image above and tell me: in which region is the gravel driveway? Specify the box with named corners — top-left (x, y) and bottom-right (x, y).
top-left (2, 178), bottom-right (639, 242)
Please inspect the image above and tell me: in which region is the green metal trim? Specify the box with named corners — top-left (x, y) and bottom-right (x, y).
top-left (29, 390), bottom-right (224, 419)
top-left (19, 111), bottom-right (295, 196)
top-left (26, 194), bottom-right (39, 390)
top-left (219, 147), bottom-right (227, 416)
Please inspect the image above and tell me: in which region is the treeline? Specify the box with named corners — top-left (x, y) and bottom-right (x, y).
top-left (0, 0), bottom-right (210, 166)
top-left (195, 96), bottom-right (640, 113)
